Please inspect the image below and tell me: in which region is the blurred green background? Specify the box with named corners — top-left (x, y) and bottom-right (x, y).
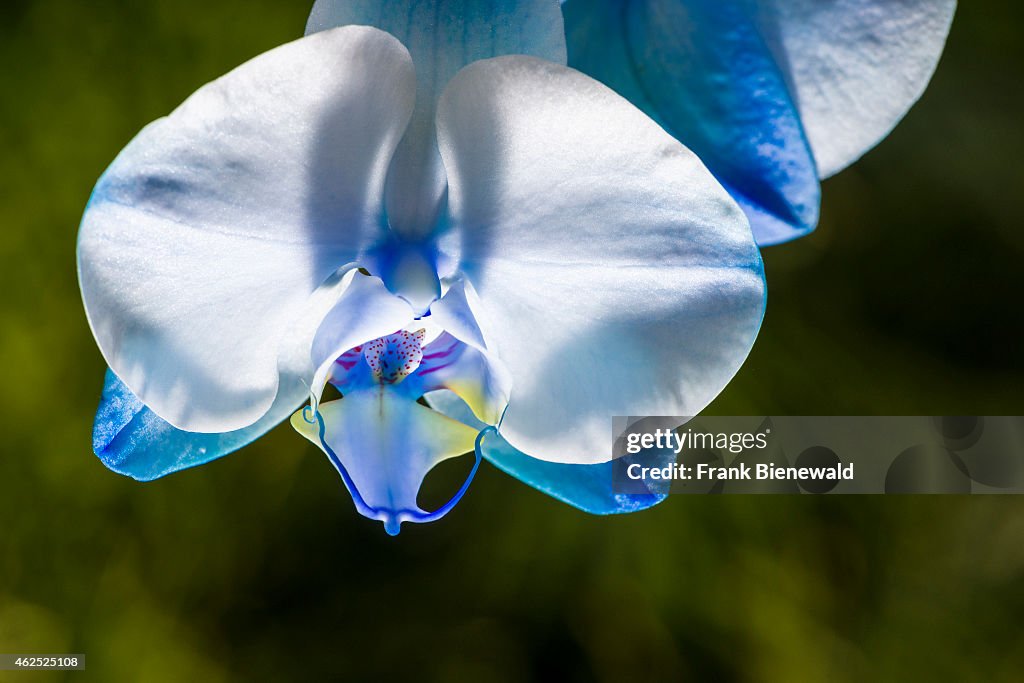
top-left (1, 1), bottom-right (1022, 681)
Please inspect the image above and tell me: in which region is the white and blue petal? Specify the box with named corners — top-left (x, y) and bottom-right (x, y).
top-left (78, 27), bottom-right (416, 433)
top-left (627, 0), bottom-right (820, 243)
top-left (437, 56), bottom-right (765, 464)
top-left (562, 0), bottom-right (955, 243)
top-left (307, 0), bottom-right (566, 239)
top-left (563, 0), bottom-right (818, 244)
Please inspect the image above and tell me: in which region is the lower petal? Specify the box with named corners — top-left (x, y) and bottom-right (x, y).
top-left (93, 369), bottom-right (290, 481)
top-left (478, 428), bottom-right (669, 515)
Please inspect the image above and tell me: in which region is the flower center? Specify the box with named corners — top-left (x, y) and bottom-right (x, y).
top-left (362, 329), bottom-right (426, 384)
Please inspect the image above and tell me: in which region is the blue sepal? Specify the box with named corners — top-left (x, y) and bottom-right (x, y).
top-left (92, 369), bottom-right (274, 481)
top-left (477, 427), bottom-right (670, 515)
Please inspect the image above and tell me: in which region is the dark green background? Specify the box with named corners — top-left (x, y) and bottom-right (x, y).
top-left (1, 1), bottom-right (1022, 681)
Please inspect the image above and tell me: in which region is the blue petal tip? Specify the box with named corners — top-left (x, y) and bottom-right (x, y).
top-left (383, 517), bottom-right (402, 536)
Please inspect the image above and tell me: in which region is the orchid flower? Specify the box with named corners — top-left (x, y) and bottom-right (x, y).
top-left (561, 0), bottom-right (957, 245)
top-left (80, 1), bottom-right (765, 534)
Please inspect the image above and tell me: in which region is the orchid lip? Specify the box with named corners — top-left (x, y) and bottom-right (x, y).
top-left (293, 290), bottom-right (511, 535)
top-left (302, 404), bottom-right (482, 536)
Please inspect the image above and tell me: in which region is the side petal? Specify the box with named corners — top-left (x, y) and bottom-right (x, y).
top-left (78, 27), bottom-right (415, 433)
top-left (563, 0), bottom-right (819, 244)
top-left (306, 0), bottom-right (566, 238)
top-left (437, 56), bottom-right (765, 465)
top-left (754, 0), bottom-right (956, 177)
top-left (93, 369), bottom-right (283, 481)
top-left (290, 388), bottom-right (480, 535)
top-left (94, 266), bottom-right (363, 480)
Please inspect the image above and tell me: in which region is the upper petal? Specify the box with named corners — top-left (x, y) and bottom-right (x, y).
top-left (78, 27), bottom-right (415, 433)
top-left (306, 0), bottom-right (566, 238)
top-left (436, 56), bottom-right (765, 465)
top-left (752, 0), bottom-right (956, 177)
